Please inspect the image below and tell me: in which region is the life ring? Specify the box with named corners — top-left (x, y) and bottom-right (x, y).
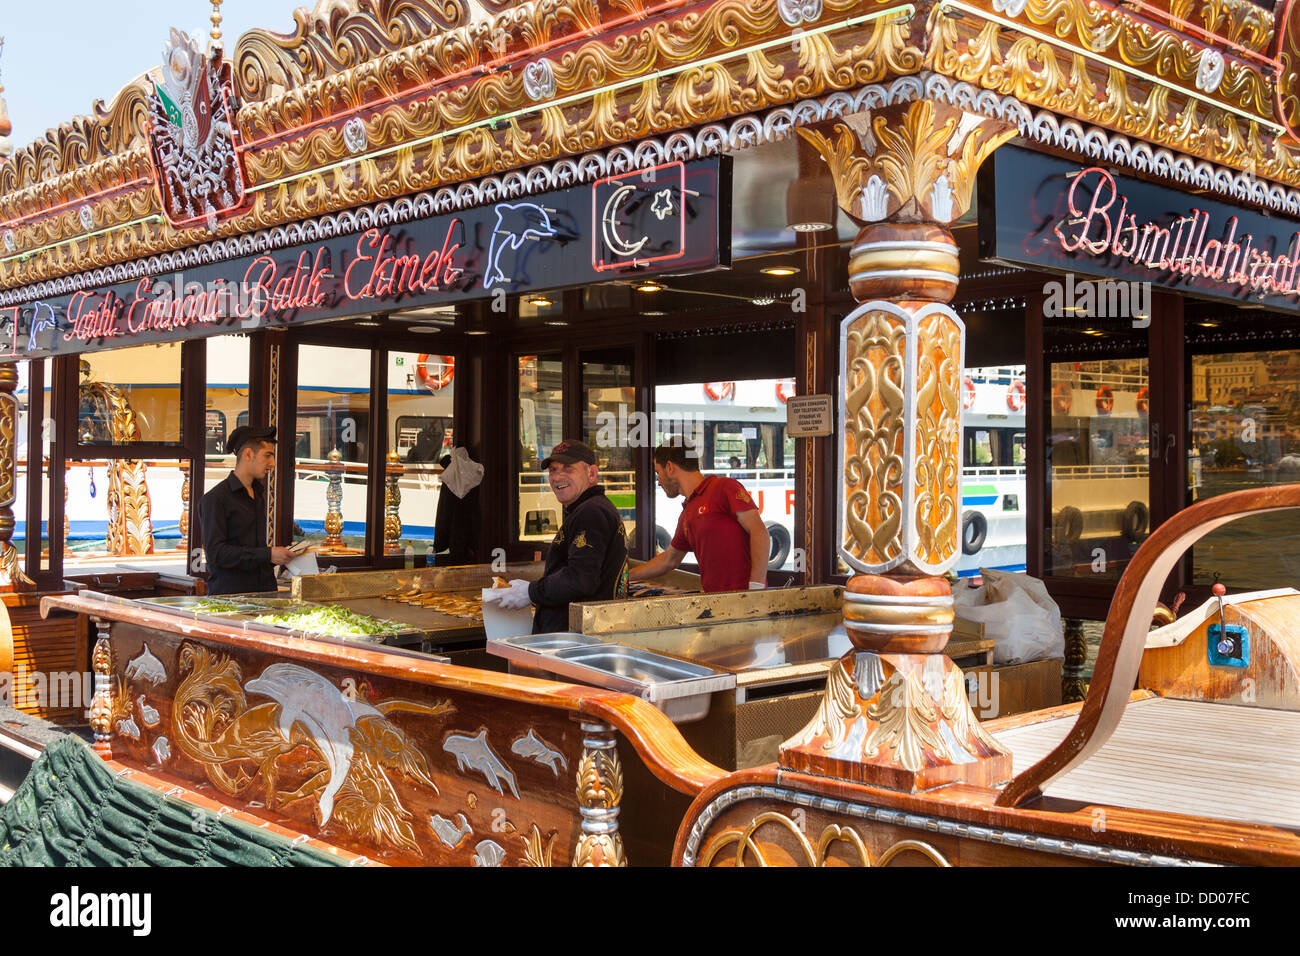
top-left (1136, 386), bottom-right (1150, 414)
top-left (961, 510), bottom-right (988, 555)
top-left (1007, 380), bottom-right (1026, 412)
top-left (1095, 385), bottom-right (1114, 414)
top-left (776, 379), bottom-right (797, 404)
top-left (415, 354), bottom-right (455, 391)
top-left (704, 382), bottom-right (735, 401)
top-left (654, 525), bottom-right (672, 553)
top-left (963, 376), bottom-right (976, 409)
top-left (1052, 381), bottom-right (1072, 415)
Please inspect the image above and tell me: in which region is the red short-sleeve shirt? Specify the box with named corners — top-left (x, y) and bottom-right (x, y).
top-left (670, 475), bottom-right (759, 592)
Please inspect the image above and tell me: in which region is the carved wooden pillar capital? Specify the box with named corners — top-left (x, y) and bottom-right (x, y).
top-left (780, 98), bottom-right (1016, 792)
top-left (797, 98), bottom-right (1018, 228)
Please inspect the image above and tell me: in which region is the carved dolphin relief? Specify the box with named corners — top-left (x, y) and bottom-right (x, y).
top-left (125, 644), bottom-right (167, 685)
top-left (510, 729), bottom-right (567, 777)
top-left (473, 840), bottom-right (506, 867)
top-left (442, 729), bottom-right (519, 798)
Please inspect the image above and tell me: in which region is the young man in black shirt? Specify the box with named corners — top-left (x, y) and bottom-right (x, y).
top-left (496, 440), bottom-right (628, 633)
top-left (199, 426), bottom-right (293, 595)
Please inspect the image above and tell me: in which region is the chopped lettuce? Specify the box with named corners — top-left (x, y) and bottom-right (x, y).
top-left (252, 604), bottom-right (407, 638)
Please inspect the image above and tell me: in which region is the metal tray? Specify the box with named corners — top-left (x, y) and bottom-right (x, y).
top-left (486, 633), bottom-right (734, 723)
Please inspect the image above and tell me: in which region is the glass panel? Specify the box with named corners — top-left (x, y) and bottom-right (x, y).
top-left (62, 458), bottom-right (188, 568)
top-left (294, 345), bottom-right (369, 552)
top-left (518, 354), bottom-right (563, 542)
top-left (582, 352), bottom-right (636, 548)
top-left (205, 336), bottom-right (250, 494)
top-left (1045, 358), bottom-right (1150, 579)
top-left (77, 343), bottom-right (182, 443)
top-left (1189, 348), bottom-right (1300, 588)
top-left (652, 379), bottom-right (795, 571)
top-left (389, 351), bottom-right (455, 559)
top-left (956, 365), bottom-right (1027, 578)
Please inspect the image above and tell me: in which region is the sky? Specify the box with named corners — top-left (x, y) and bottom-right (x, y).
top-left (1, 0), bottom-right (305, 149)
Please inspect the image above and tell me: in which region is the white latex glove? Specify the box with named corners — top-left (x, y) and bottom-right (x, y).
top-left (497, 579), bottom-right (534, 610)
top-left (748, 581), bottom-right (766, 590)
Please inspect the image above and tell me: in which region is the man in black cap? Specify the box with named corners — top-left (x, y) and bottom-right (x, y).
top-left (198, 425), bottom-right (293, 595)
top-left (495, 439), bottom-right (628, 633)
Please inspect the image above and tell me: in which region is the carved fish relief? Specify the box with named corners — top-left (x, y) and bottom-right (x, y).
top-left (443, 729), bottom-right (519, 798)
top-left (152, 736), bottom-right (171, 764)
top-left (137, 695), bottom-right (160, 728)
top-left (473, 839), bottom-right (506, 867)
top-left (125, 644), bottom-right (166, 685)
top-left (510, 729), bottom-right (567, 777)
top-left (117, 715), bottom-right (140, 739)
top-left (429, 812), bottom-right (473, 850)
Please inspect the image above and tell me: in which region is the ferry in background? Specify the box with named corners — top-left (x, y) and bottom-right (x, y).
top-left (957, 366), bottom-right (1027, 578)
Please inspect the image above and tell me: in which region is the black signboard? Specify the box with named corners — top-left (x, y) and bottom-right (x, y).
top-left (1, 157), bottom-right (730, 358)
top-left (979, 145), bottom-right (1300, 313)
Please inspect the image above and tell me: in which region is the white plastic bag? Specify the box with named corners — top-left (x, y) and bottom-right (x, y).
top-left (980, 568), bottom-right (1064, 645)
top-left (956, 581), bottom-right (1064, 665)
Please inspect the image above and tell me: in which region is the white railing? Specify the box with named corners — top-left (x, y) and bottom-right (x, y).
top-left (1052, 464), bottom-right (1150, 479)
top-left (962, 465), bottom-right (1026, 478)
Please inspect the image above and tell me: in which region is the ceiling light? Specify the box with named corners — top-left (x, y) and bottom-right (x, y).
top-left (527, 295), bottom-right (553, 307)
top-left (786, 177), bottom-right (836, 233)
top-left (1199, 320), bottom-right (1220, 328)
top-left (789, 221), bottom-right (833, 233)
top-left (761, 266), bottom-right (798, 276)
top-left (544, 320), bottom-right (569, 326)
top-left (409, 326), bottom-right (441, 333)
top-left (355, 320), bottom-right (380, 327)
top-left (636, 280), bottom-right (663, 293)
top-left (751, 297), bottom-right (776, 306)
top-left (467, 329), bottom-right (489, 335)
top-left (642, 310), bottom-right (667, 316)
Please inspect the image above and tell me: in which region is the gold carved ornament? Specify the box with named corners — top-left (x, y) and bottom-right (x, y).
top-left (697, 810), bottom-right (952, 866)
top-left (171, 643), bottom-right (455, 856)
top-left (572, 745), bottom-right (626, 867)
top-left (842, 311), bottom-right (907, 567)
top-left (911, 310), bottom-right (961, 565)
top-left (521, 824), bottom-right (557, 867)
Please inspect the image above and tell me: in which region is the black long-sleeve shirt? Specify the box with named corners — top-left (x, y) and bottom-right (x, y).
top-left (528, 485), bottom-right (628, 634)
top-left (198, 472), bottom-right (277, 595)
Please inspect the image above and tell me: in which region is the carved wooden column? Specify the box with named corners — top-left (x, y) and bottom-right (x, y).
top-left (1062, 617), bottom-right (1089, 702)
top-left (322, 448), bottom-right (345, 548)
top-left (0, 362), bottom-right (33, 589)
top-left (384, 450), bottom-right (404, 555)
top-left (780, 99), bottom-right (1019, 791)
top-left (572, 719), bottom-right (625, 867)
top-left (178, 461), bottom-right (190, 552)
top-left (87, 621), bottom-right (116, 759)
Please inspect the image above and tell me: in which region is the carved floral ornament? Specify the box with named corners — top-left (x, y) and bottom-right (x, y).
top-left (11, 71), bottom-right (1300, 305)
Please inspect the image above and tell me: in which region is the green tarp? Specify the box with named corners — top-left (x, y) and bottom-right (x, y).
top-left (0, 737), bottom-right (347, 867)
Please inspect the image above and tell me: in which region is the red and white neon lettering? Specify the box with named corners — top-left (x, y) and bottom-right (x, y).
top-left (343, 223), bottom-right (463, 301)
top-left (1054, 166), bottom-right (1300, 298)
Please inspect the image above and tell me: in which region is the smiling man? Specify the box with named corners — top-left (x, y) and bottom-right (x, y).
top-left (497, 439), bottom-right (629, 633)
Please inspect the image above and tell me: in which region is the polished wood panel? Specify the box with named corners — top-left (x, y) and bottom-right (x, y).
top-left (998, 484), bottom-right (1300, 808)
top-left (3, 591), bottom-right (88, 724)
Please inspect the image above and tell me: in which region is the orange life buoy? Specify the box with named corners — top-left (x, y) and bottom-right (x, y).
top-left (1136, 386), bottom-right (1150, 414)
top-left (416, 354), bottom-right (455, 391)
top-left (776, 379), bottom-right (796, 404)
top-left (1052, 381), bottom-right (1073, 415)
top-left (962, 376), bottom-right (976, 410)
top-left (704, 382), bottom-right (735, 401)
top-left (1007, 380), bottom-right (1026, 412)
top-left (1096, 384), bottom-right (1114, 414)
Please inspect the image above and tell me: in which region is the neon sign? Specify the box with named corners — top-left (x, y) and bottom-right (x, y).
top-left (5, 157), bottom-right (728, 359)
top-left (980, 145), bottom-right (1300, 312)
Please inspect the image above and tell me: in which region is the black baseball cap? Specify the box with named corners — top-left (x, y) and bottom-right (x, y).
top-left (541, 439), bottom-right (597, 469)
top-left (226, 425), bottom-right (277, 456)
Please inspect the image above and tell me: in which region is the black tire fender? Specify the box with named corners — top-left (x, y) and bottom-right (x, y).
top-left (654, 525), bottom-right (672, 553)
top-left (961, 510), bottom-right (988, 555)
top-left (1054, 506), bottom-right (1084, 545)
top-left (1121, 500), bottom-right (1149, 542)
top-left (766, 523), bottom-right (792, 569)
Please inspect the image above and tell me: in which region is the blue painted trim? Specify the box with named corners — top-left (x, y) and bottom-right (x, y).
top-left (962, 495), bottom-right (999, 506)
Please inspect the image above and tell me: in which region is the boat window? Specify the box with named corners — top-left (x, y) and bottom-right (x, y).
top-left (293, 345), bottom-right (369, 553)
top-left (518, 354), bottom-right (563, 542)
top-left (1187, 346), bottom-right (1300, 588)
top-left (77, 343), bottom-right (183, 444)
top-left (389, 351), bottom-right (455, 558)
top-left (1045, 357), bottom-right (1150, 581)
top-left (62, 457), bottom-right (189, 567)
top-left (581, 352), bottom-right (636, 550)
top-left (958, 366), bottom-right (1028, 578)
top-left (204, 335), bottom-right (250, 494)
top-left (652, 379), bottom-right (796, 572)
top-left (17, 359), bottom-right (52, 573)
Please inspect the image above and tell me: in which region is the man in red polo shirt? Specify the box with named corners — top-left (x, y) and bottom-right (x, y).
top-left (629, 440), bottom-right (769, 592)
